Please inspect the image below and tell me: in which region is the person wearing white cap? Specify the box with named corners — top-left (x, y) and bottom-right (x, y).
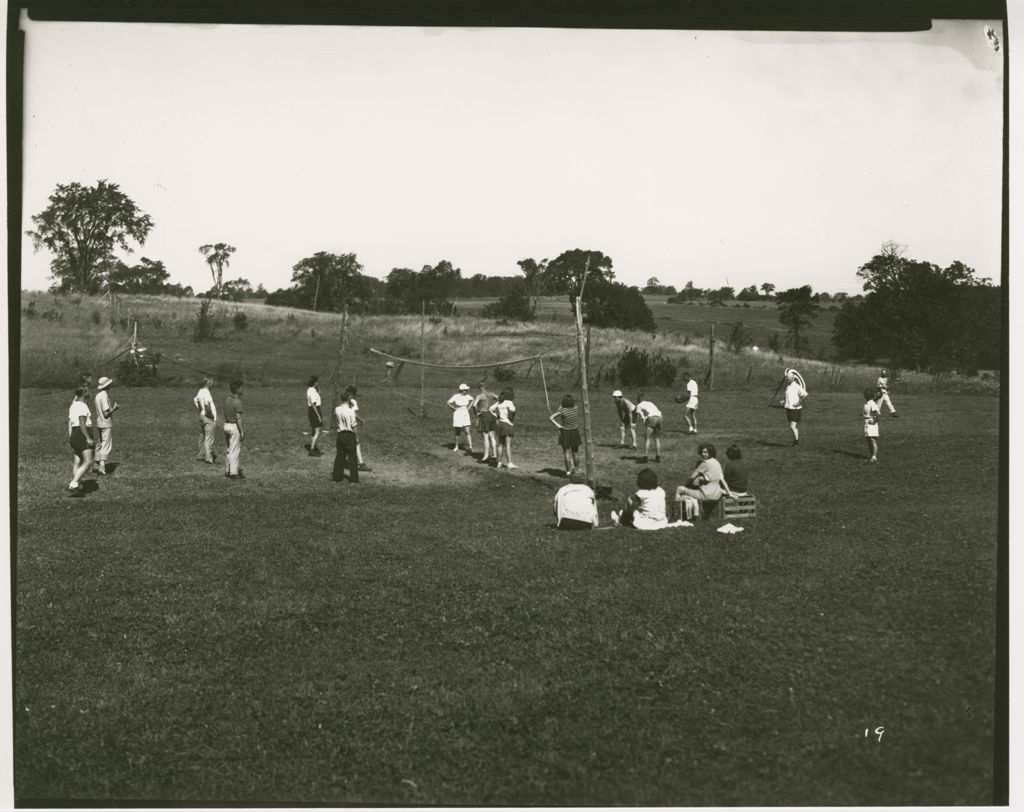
top-left (612, 390), bottom-right (638, 449)
top-left (875, 368), bottom-right (898, 417)
top-left (447, 383), bottom-right (476, 453)
top-left (93, 376), bottom-right (119, 475)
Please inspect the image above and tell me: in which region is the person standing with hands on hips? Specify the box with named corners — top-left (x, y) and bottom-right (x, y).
top-left (93, 376), bottom-right (119, 475)
top-left (223, 380), bottom-right (245, 478)
top-left (194, 376), bottom-right (217, 463)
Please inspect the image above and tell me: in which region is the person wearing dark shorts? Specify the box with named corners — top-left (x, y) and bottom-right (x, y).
top-left (474, 381), bottom-right (499, 462)
top-left (333, 386), bottom-right (360, 483)
top-left (549, 394), bottom-right (581, 477)
top-left (67, 387), bottom-right (95, 493)
top-left (781, 371), bottom-right (808, 446)
top-left (306, 376), bottom-right (324, 456)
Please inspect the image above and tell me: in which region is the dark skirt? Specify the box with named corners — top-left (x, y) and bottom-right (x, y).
top-left (308, 406), bottom-right (324, 429)
top-left (559, 427), bottom-right (581, 451)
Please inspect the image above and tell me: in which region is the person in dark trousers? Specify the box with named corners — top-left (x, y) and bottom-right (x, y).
top-left (223, 380), bottom-right (245, 478)
top-left (333, 386), bottom-right (360, 483)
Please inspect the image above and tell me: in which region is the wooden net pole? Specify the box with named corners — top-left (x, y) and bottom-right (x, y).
top-left (575, 258), bottom-right (595, 487)
top-left (539, 355), bottom-right (551, 412)
top-left (419, 300), bottom-right (426, 418)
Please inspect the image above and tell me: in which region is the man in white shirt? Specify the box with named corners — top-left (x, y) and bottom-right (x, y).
top-left (876, 368), bottom-right (899, 417)
top-left (332, 386), bottom-right (360, 483)
top-left (93, 376), bottom-right (119, 475)
top-left (634, 395), bottom-right (663, 464)
top-left (447, 383), bottom-right (475, 453)
top-left (781, 371), bottom-right (808, 445)
top-left (193, 377), bottom-right (218, 463)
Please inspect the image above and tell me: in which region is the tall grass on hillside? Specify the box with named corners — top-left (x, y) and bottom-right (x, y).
top-left (17, 293), bottom-right (999, 396)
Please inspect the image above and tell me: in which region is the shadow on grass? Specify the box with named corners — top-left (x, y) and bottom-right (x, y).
top-left (68, 480), bottom-right (100, 498)
top-left (832, 448), bottom-right (867, 459)
top-left (754, 440), bottom-right (791, 448)
top-left (538, 467), bottom-right (570, 478)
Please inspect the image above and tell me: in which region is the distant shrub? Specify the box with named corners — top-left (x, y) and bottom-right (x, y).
top-left (91, 309), bottom-right (102, 325)
top-left (482, 283), bottom-right (535, 322)
top-left (616, 346), bottom-right (677, 387)
top-left (233, 312), bottom-right (249, 331)
top-left (727, 321), bottom-right (748, 354)
top-left (194, 299), bottom-right (216, 342)
top-left (23, 301), bottom-right (37, 318)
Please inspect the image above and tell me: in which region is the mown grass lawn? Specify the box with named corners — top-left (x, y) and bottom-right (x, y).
top-left (14, 384), bottom-right (998, 804)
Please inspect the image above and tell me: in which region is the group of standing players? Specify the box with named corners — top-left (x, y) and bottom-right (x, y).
top-left (62, 364), bottom-right (899, 497)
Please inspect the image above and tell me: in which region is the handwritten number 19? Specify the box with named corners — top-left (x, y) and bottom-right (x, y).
top-left (864, 726), bottom-right (885, 742)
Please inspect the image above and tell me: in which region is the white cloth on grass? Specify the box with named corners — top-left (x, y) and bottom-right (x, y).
top-left (716, 523), bottom-right (746, 534)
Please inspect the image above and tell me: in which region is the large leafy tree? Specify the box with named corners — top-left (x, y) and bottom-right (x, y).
top-left (290, 251), bottom-right (368, 312)
top-left (584, 280), bottom-right (656, 333)
top-left (516, 257), bottom-right (549, 313)
top-left (107, 257), bottom-right (170, 294)
top-left (776, 285), bottom-right (821, 356)
top-left (27, 179), bottom-right (154, 293)
top-left (544, 249), bottom-right (615, 312)
top-left (833, 247), bottom-right (998, 373)
top-left (199, 242), bottom-right (237, 298)
top-left (385, 260), bottom-right (462, 314)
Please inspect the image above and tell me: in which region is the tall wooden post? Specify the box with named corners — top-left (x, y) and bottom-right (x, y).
top-left (575, 259), bottom-right (595, 487)
top-left (708, 322), bottom-right (716, 390)
top-left (332, 305), bottom-right (349, 404)
top-left (539, 355), bottom-right (551, 412)
top-left (419, 300), bottom-right (426, 418)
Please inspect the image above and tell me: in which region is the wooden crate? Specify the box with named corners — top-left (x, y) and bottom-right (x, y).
top-left (720, 494), bottom-right (757, 520)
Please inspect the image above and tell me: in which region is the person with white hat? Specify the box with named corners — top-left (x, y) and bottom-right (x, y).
top-left (612, 390), bottom-right (638, 449)
top-left (93, 376), bottom-right (119, 475)
top-left (447, 382), bottom-right (475, 454)
top-left (875, 368), bottom-right (899, 417)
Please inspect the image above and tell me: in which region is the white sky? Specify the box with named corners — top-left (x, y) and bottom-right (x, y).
top-left (18, 17), bottom-right (1004, 294)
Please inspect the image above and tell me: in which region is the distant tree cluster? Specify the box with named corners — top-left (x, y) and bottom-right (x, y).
top-left (831, 241), bottom-right (1000, 375)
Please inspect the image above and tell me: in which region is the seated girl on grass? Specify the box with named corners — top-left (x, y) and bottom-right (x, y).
top-left (611, 468), bottom-right (668, 530)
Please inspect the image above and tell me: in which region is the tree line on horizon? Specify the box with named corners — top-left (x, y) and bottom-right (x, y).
top-left (26, 180), bottom-right (1001, 374)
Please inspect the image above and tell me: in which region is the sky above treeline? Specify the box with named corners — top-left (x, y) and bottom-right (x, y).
top-left (18, 17), bottom-right (1004, 295)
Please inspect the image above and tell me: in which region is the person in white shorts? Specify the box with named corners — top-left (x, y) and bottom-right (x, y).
top-left (93, 376), bottom-right (119, 475)
top-left (447, 383), bottom-right (475, 453)
top-left (677, 372), bottom-right (699, 434)
top-left (862, 387), bottom-right (881, 462)
top-left (876, 369), bottom-right (899, 417)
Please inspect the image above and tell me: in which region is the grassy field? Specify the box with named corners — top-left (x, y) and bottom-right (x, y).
top-left (457, 295), bottom-right (841, 356)
top-left (14, 370), bottom-right (999, 803)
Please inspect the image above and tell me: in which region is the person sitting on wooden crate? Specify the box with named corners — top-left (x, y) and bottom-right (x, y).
top-left (723, 444), bottom-right (750, 496)
top-left (675, 443), bottom-right (736, 518)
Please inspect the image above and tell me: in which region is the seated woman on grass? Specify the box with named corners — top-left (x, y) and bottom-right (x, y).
top-left (676, 443), bottom-right (735, 505)
top-left (611, 468), bottom-right (668, 530)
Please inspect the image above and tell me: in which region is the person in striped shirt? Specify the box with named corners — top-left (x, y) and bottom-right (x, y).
top-left (549, 394), bottom-right (581, 477)
top-left (223, 380), bottom-right (245, 478)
